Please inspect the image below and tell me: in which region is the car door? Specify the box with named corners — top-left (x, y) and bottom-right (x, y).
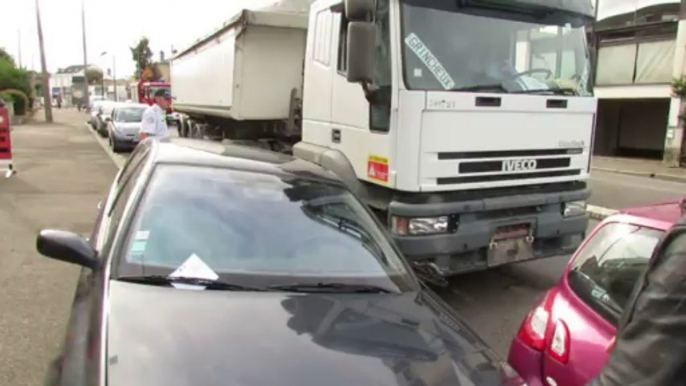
top-left (49, 146), bottom-right (152, 386)
top-left (543, 221), bottom-right (664, 386)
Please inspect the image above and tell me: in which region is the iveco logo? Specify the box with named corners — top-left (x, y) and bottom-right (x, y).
top-left (503, 159), bottom-right (537, 172)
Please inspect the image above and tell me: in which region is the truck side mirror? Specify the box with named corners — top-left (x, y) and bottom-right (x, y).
top-left (346, 22), bottom-right (375, 84)
top-left (345, 0), bottom-right (375, 21)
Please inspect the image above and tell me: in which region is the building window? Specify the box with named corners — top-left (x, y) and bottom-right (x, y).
top-left (596, 39), bottom-right (675, 86)
top-left (635, 39), bottom-right (675, 83)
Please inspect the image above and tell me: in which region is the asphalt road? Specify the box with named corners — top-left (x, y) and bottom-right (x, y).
top-left (588, 169), bottom-right (686, 210)
top-left (1, 108), bottom-right (676, 386)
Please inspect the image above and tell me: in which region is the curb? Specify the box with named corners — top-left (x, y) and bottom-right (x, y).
top-left (587, 204), bottom-right (618, 221)
top-left (592, 167), bottom-right (686, 184)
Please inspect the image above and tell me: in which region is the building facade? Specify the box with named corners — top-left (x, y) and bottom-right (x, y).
top-left (592, 0), bottom-right (685, 165)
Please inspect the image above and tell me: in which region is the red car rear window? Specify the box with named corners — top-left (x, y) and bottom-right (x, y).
top-left (567, 223), bottom-right (663, 325)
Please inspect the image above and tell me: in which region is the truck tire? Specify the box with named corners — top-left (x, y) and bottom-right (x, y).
top-left (193, 123), bottom-right (205, 140)
top-left (179, 117), bottom-right (188, 137)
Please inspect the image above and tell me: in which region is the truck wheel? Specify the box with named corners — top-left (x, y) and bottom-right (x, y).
top-left (193, 123), bottom-right (204, 139)
top-left (179, 118), bottom-right (188, 137)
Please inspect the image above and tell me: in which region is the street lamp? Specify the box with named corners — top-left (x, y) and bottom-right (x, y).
top-left (100, 51), bottom-right (117, 101)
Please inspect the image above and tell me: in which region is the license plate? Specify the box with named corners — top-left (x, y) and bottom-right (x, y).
top-left (487, 224), bottom-right (535, 266)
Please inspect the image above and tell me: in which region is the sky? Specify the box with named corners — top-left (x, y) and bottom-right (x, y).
top-left (0, 0), bottom-right (680, 77)
top-left (0, 0), bottom-right (295, 78)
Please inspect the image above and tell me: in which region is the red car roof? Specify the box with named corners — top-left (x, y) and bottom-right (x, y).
top-left (620, 197), bottom-right (686, 226)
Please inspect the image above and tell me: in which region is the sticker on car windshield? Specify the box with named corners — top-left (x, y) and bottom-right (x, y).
top-left (169, 254), bottom-right (219, 290)
top-left (404, 33), bottom-right (455, 90)
top-left (135, 230), bottom-right (150, 240)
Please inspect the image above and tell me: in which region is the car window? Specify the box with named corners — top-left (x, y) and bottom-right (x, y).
top-left (116, 165), bottom-right (415, 292)
top-left (567, 222), bottom-right (663, 325)
top-left (100, 154), bottom-right (149, 253)
top-left (115, 108), bottom-right (146, 123)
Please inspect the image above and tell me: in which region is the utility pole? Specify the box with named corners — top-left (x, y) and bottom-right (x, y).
top-left (81, 0), bottom-right (90, 108)
top-left (17, 30), bottom-right (22, 69)
top-left (35, 0), bottom-right (53, 122)
top-left (113, 55), bottom-right (117, 101)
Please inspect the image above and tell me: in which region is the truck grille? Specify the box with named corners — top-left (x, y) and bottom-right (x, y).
top-left (459, 157), bottom-right (570, 174)
top-left (438, 148), bottom-right (583, 160)
top-left (437, 169), bottom-right (582, 185)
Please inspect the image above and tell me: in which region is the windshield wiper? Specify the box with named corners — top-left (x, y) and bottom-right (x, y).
top-left (118, 275), bottom-right (267, 291)
top-left (452, 83), bottom-right (508, 93)
top-left (510, 87), bottom-right (578, 96)
top-left (269, 282), bottom-right (392, 294)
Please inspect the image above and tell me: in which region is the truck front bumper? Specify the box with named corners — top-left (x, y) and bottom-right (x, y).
top-left (388, 187), bottom-right (590, 275)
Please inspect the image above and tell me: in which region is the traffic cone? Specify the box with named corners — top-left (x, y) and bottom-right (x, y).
top-left (0, 104), bottom-right (15, 178)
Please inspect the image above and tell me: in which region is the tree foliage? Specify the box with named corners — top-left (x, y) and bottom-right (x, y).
top-left (0, 48), bottom-right (15, 67)
top-left (86, 68), bottom-right (103, 85)
top-left (0, 49), bottom-right (32, 114)
top-left (130, 37), bottom-right (160, 80)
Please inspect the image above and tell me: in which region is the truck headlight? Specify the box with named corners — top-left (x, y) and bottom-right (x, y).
top-left (563, 200), bottom-right (587, 217)
top-left (391, 216), bottom-right (450, 236)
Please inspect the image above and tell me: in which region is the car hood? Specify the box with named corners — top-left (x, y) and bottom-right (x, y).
top-left (107, 281), bottom-right (505, 386)
top-left (113, 122), bottom-right (141, 135)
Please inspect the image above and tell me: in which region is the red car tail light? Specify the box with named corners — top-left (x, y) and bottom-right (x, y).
top-left (517, 288), bottom-right (558, 351)
top-left (547, 320), bottom-right (571, 364)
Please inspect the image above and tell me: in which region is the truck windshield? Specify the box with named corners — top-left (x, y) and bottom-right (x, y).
top-left (401, 0), bottom-right (593, 95)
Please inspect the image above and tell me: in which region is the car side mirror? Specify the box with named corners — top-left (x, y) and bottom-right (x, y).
top-left (346, 21), bottom-right (375, 85)
top-left (36, 230), bottom-right (98, 270)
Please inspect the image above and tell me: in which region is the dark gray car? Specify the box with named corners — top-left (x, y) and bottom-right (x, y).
top-left (38, 139), bottom-right (524, 386)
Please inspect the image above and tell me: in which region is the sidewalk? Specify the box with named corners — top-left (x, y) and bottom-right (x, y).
top-left (592, 156), bottom-right (686, 183)
top-left (0, 108), bottom-right (118, 386)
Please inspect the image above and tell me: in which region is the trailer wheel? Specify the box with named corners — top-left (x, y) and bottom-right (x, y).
top-left (179, 117), bottom-right (189, 138)
top-left (192, 122), bottom-right (204, 139)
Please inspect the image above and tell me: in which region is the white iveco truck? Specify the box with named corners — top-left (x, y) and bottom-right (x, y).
top-left (171, 0), bottom-right (597, 275)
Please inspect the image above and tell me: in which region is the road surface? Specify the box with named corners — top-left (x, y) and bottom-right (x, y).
top-left (589, 169), bottom-right (685, 210)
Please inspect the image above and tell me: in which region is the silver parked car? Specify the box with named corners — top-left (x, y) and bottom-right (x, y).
top-left (106, 104), bottom-right (148, 153)
top-left (95, 101), bottom-right (123, 138)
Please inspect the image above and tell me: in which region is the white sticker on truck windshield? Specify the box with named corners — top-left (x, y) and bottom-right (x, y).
top-left (404, 33), bottom-right (455, 90)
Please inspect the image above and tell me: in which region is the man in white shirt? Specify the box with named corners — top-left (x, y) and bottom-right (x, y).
top-left (140, 89), bottom-right (172, 140)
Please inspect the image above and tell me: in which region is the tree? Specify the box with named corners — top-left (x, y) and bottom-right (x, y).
top-left (130, 37), bottom-right (160, 80)
top-left (0, 50), bottom-right (33, 115)
top-left (0, 48), bottom-right (16, 66)
top-left (85, 68), bottom-right (103, 85)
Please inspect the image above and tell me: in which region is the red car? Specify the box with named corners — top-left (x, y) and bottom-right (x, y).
top-left (508, 198), bottom-right (686, 386)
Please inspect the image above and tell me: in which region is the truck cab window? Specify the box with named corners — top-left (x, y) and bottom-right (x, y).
top-left (371, 0), bottom-right (392, 132)
top-left (337, 14), bottom-right (348, 73)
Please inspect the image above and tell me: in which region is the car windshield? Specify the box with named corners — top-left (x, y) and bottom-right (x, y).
top-left (115, 107), bottom-right (146, 123)
top-left (401, 0), bottom-right (593, 95)
top-left (116, 165), bottom-right (416, 292)
top-left (148, 85), bottom-right (170, 98)
top-left (567, 222), bottom-right (663, 325)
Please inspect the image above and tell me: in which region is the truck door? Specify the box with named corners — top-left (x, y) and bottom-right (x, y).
top-left (329, 0), bottom-right (394, 186)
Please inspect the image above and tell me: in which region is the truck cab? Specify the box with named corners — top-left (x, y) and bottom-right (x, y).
top-left (295, 0), bottom-right (597, 274)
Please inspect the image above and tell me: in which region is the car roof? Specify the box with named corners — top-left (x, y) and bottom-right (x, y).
top-left (147, 138), bottom-right (343, 185)
top-left (616, 198), bottom-right (686, 229)
top-left (115, 103), bottom-right (148, 110)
